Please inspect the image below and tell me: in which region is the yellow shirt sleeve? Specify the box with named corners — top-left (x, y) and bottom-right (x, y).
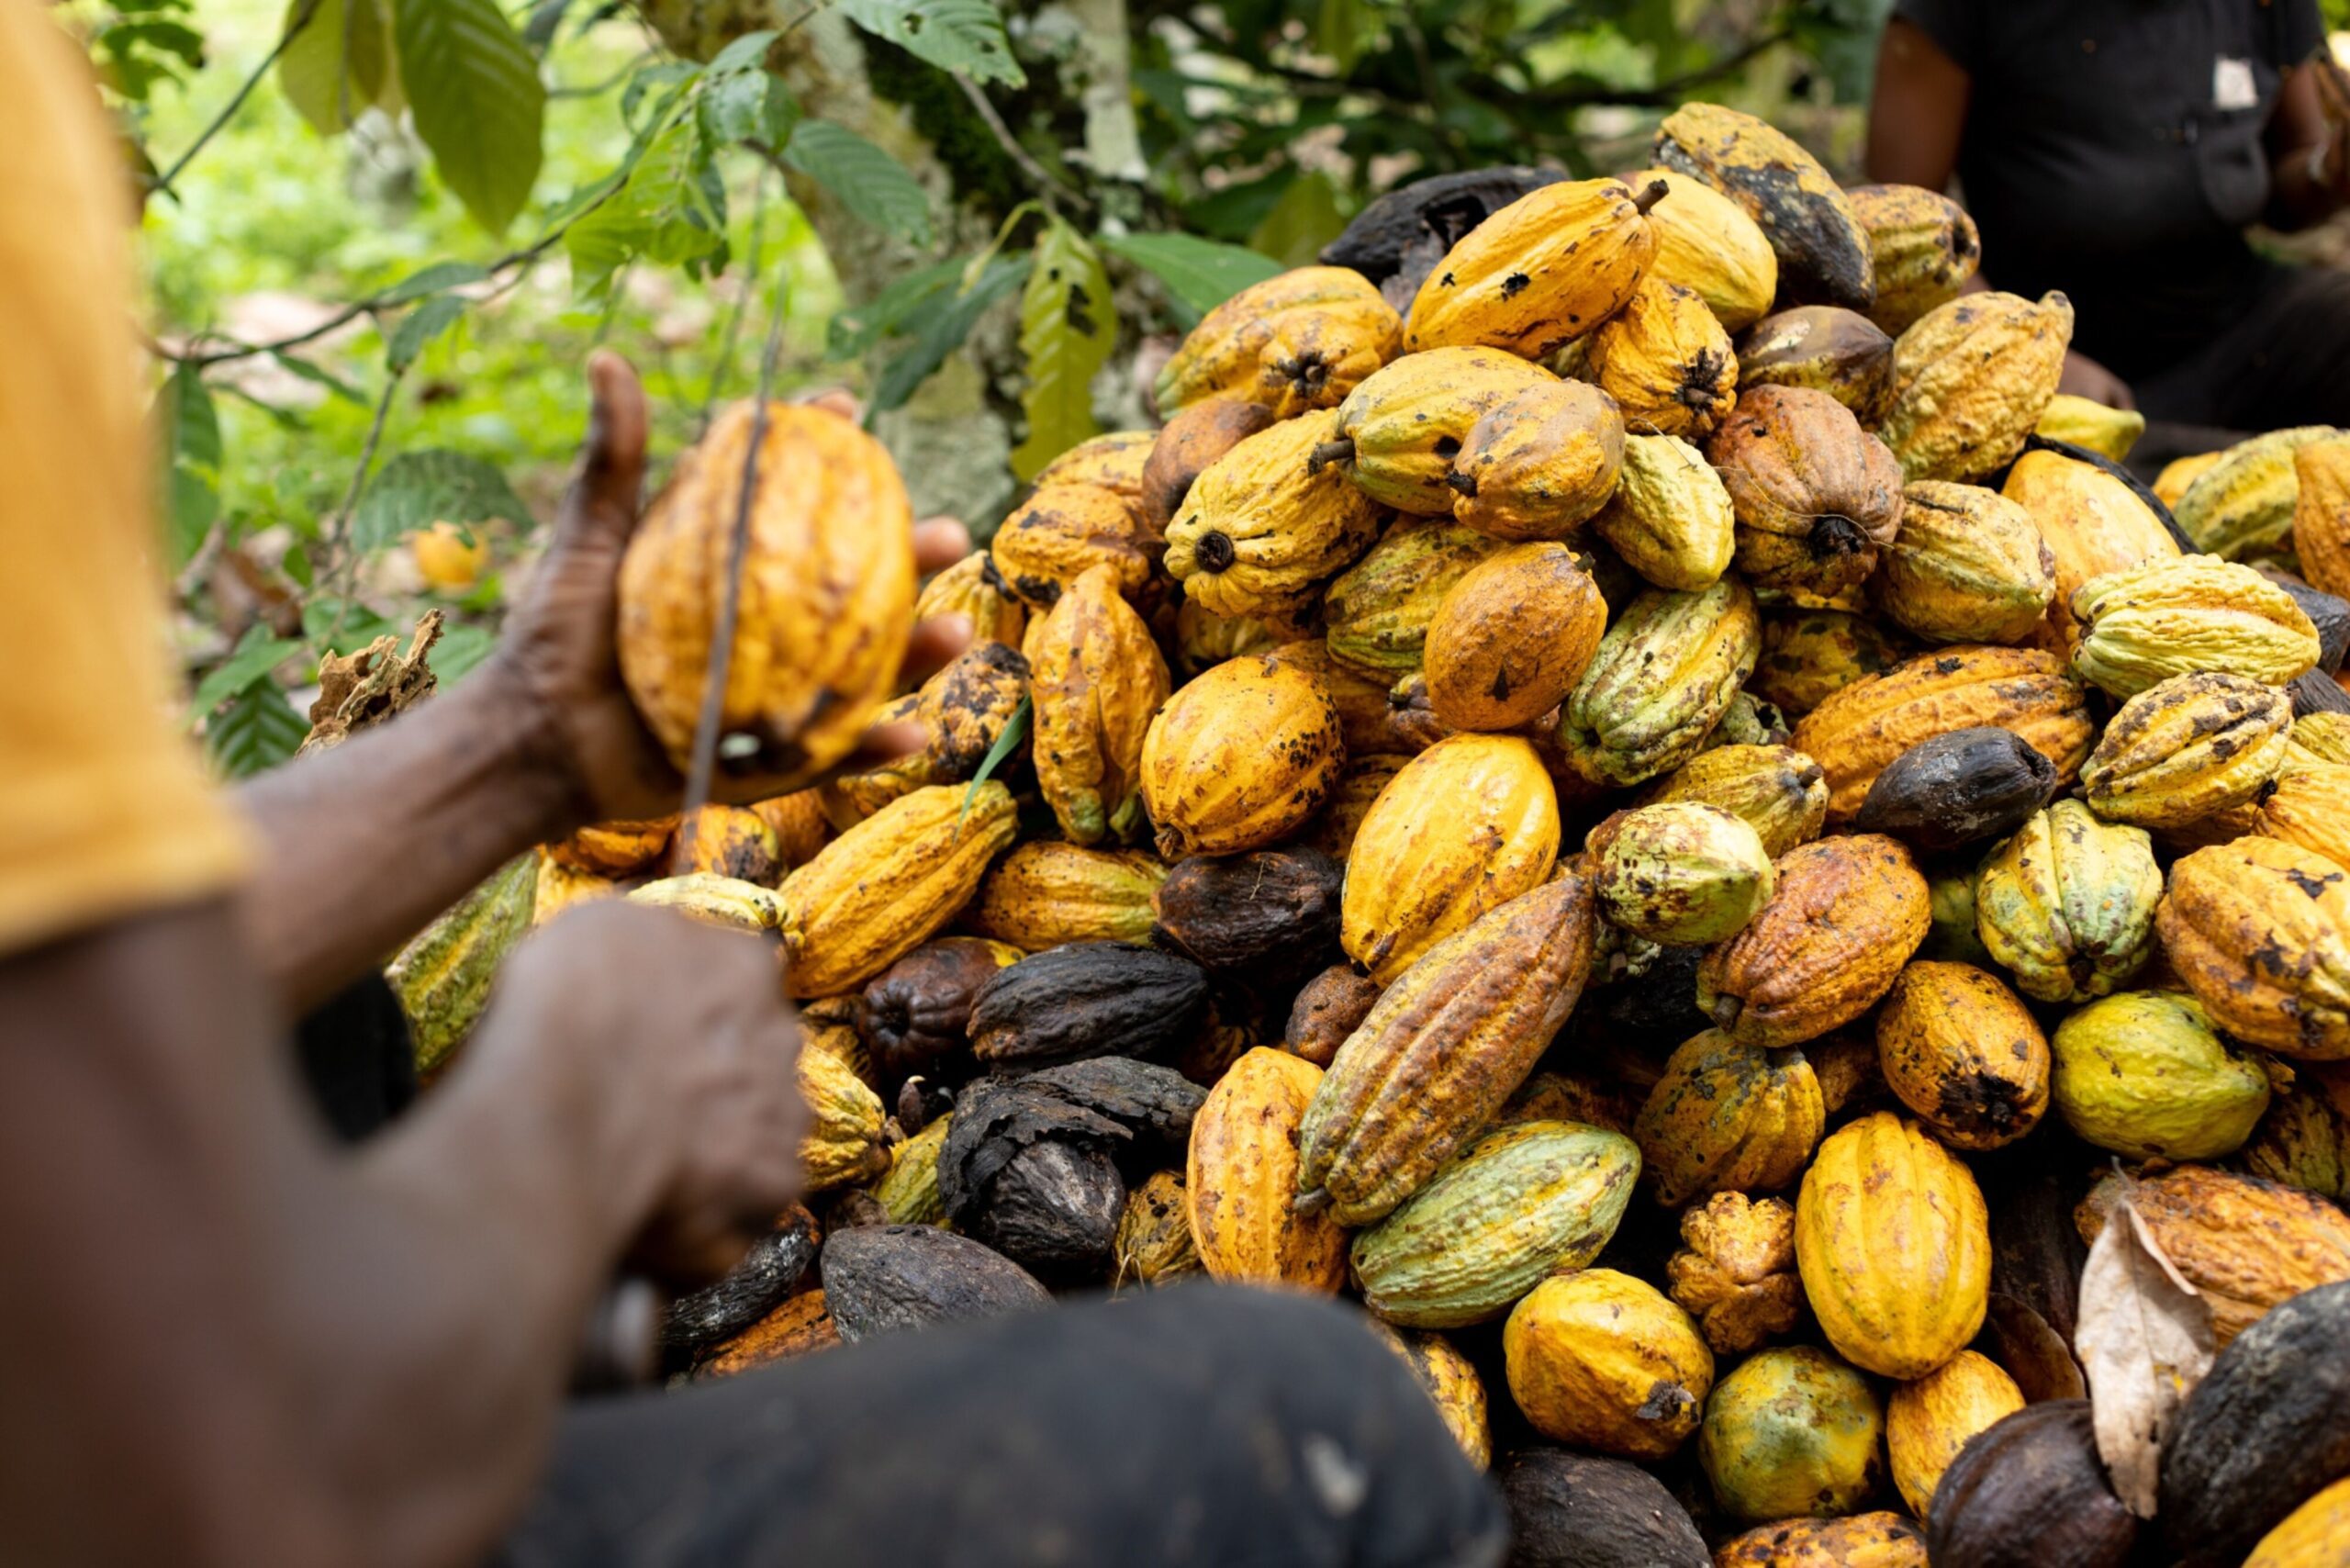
top-left (0, 3), bottom-right (252, 957)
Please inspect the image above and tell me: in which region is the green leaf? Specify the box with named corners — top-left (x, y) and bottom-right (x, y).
top-left (277, 0), bottom-right (388, 134)
top-left (870, 252), bottom-right (1029, 414)
top-left (430, 622), bottom-right (498, 682)
top-left (1315, 0), bottom-right (1378, 73)
top-left (961, 694), bottom-right (1030, 823)
top-left (207, 684), bottom-right (311, 778)
top-left (839, 0), bottom-right (1024, 87)
top-left (699, 67), bottom-right (798, 147)
top-left (826, 256), bottom-right (962, 361)
top-left (704, 28), bottom-right (780, 74)
top-left (386, 294), bottom-right (467, 370)
top-left (270, 350), bottom-right (367, 405)
top-left (303, 599), bottom-right (403, 655)
top-left (351, 448), bottom-right (532, 554)
top-left (377, 260), bottom-right (489, 304)
top-left (189, 626), bottom-right (306, 720)
top-left (1248, 169), bottom-right (1348, 268)
top-left (1098, 231), bottom-right (1281, 319)
top-left (395, 0), bottom-right (545, 234)
top-left (1010, 217), bottom-right (1114, 481)
top-left (159, 363), bottom-right (221, 566)
top-left (782, 120), bottom-right (933, 246)
top-left (565, 116), bottom-right (728, 302)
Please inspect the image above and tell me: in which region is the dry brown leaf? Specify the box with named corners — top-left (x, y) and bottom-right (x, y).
top-left (1979, 1291), bottom-right (2087, 1404)
top-left (2074, 1191), bottom-right (2216, 1518)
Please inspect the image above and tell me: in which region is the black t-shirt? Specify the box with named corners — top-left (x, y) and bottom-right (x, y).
top-left (1892, 0), bottom-right (2325, 378)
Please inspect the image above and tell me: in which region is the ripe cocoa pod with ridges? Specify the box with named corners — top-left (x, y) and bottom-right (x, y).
top-left (1975, 800), bottom-right (2161, 1003)
top-left (1632, 1029), bottom-right (1824, 1206)
top-left (1796, 1112), bottom-right (1991, 1379)
top-left (1305, 754), bottom-right (1411, 860)
top-left (799, 1043), bottom-right (892, 1193)
top-left (1592, 431), bottom-right (1737, 591)
top-left (1665, 1192), bottom-right (1800, 1354)
top-left (1110, 1169), bottom-right (1201, 1289)
top-left (1639, 743), bottom-right (1828, 857)
top-left (961, 840), bottom-right (1166, 951)
top-left (1874, 482), bottom-right (2054, 646)
top-left (627, 872), bottom-right (781, 933)
top-left (1699, 1345), bottom-right (1886, 1524)
top-left (1632, 164), bottom-right (1777, 331)
top-left (1139, 653), bottom-right (1346, 859)
top-left (1560, 577), bottom-right (1761, 788)
top-left (1584, 277), bottom-right (1737, 440)
top-left (990, 482), bottom-right (1162, 612)
top-left (1589, 802), bottom-right (1775, 946)
top-left (1710, 386), bottom-right (1906, 603)
top-left (2071, 554), bottom-right (2321, 699)
top-left (2244, 1477), bottom-right (2350, 1568)
top-left (1185, 1047), bottom-right (1348, 1293)
top-left (1698, 834), bottom-right (1930, 1048)
top-left (1717, 1514), bottom-right (1928, 1568)
top-left (2291, 438), bottom-right (2350, 600)
top-left (2255, 759), bottom-right (2350, 869)
top-left (821, 641), bottom-right (1030, 828)
top-left (1138, 398), bottom-right (1278, 532)
top-left (2159, 834), bottom-right (2350, 1060)
top-left (2001, 449), bottom-right (2181, 649)
top-left (1404, 176), bottom-right (1661, 357)
top-left (1326, 345), bottom-right (1558, 515)
top-left (874, 1116), bottom-right (951, 1226)
top-left (1155, 265), bottom-right (1402, 420)
top-left (1849, 182), bottom-right (1980, 334)
top-left (1300, 876), bottom-right (1595, 1226)
top-left (1423, 543), bottom-right (1607, 732)
top-left (1349, 1119), bottom-right (1639, 1327)
top-left (1791, 644), bottom-right (2094, 822)
top-left (1165, 409), bottom-right (1386, 618)
top-left (1446, 379), bottom-right (1628, 541)
top-left (1029, 563), bottom-right (1169, 846)
top-left (2051, 990), bottom-right (2270, 1160)
top-left (778, 781), bottom-right (1017, 998)
top-left (913, 551), bottom-right (1026, 652)
top-left (2076, 1165), bottom-right (2350, 1344)
top-left (1881, 291), bottom-right (2074, 484)
top-left (1031, 430), bottom-right (1152, 499)
top-left (617, 402), bottom-right (914, 793)
top-left (1363, 1321), bottom-right (1491, 1470)
top-left (1874, 960), bottom-right (2050, 1151)
top-left (547, 815), bottom-right (676, 876)
top-left (1751, 609), bottom-right (1908, 717)
top-left (1340, 733), bottom-right (1561, 983)
top-left (1324, 515), bottom-right (1510, 684)
top-left (1652, 103), bottom-right (1874, 310)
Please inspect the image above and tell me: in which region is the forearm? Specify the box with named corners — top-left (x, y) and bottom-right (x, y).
top-left (235, 656), bottom-right (588, 1017)
top-left (2268, 141), bottom-right (2345, 230)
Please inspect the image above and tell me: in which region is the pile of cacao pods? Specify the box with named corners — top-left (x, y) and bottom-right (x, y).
top-left (388, 101), bottom-right (2350, 1567)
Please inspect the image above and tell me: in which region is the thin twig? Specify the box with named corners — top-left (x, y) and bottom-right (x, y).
top-left (319, 363), bottom-right (408, 652)
top-left (150, 0), bottom-right (327, 199)
top-left (955, 76), bottom-right (1087, 208)
top-left (699, 168), bottom-right (773, 436)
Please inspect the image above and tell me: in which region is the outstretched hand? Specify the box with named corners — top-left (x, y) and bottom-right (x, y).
top-left (496, 352), bottom-right (976, 825)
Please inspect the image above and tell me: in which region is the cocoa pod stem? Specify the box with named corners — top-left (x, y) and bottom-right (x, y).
top-left (1308, 437), bottom-right (1357, 475)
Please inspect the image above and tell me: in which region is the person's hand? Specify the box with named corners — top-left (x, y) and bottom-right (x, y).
top-left (492, 352), bottom-right (977, 824)
top-left (482, 898), bottom-right (809, 1286)
top-left (2057, 350), bottom-right (2135, 412)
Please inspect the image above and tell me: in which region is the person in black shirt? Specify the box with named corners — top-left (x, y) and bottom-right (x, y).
top-left (1867, 1), bottom-right (2350, 441)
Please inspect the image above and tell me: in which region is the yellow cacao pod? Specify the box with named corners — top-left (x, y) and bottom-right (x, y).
top-left (1340, 733), bottom-right (1561, 982)
top-left (389, 854), bottom-right (538, 1074)
top-left (2174, 424), bottom-right (2342, 561)
top-left (1665, 1192), bottom-right (1800, 1355)
top-left (2258, 761), bottom-right (2350, 878)
top-left (2245, 1476), bottom-right (2350, 1568)
top-left (1652, 103), bottom-right (1874, 311)
top-left (1423, 543), bottom-right (1607, 732)
top-left (546, 815), bottom-right (675, 876)
top-left (874, 1114), bottom-right (951, 1226)
top-left (1110, 1169), bottom-right (1203, 1290)
top-left (1165, 409), bottom-right (1385, 618)
top-left (1269, 638), bottom-right (1448, 757)
top-left (1699, 834), bottom-right (1931, 1048)
top-left (2070, 554), bottom-right (2320, 699)
top-left (990, 480), bottom-right (1162, 614)
top-left (1750, 610), bottom-right (1908, 717)
top-left (616, 402), bottom-right (913, 792)
top-left (1155, 265), bottom-right (1402, 420)
top-left (1185, 1047), bottom-right (1348, 1293)
top-left (1584, 277), bottom-right (1738, 440)
top-left (1170, 594), bottom-right (1308, 680)
top-left (1791, 644), bottom-right (2094, 821)
top-left (1504, 1269), bottom-right (1713, 1460)
top-left (1633, 1029), bottom-right (1824, 1207)
top-left (2156, 449), bottom-right (2227, 507)
top-left (2001, 449), bottom-right (2181, 650)
top-left (1717, 1514), bottom-right (1927, 1568)
top-left (1886, 1350), bottom-right (2022, 1523)
top-left (1848, 181), bottom-right (1980, 335)
top-left (749, 790), bottom-right (831, 874)
top-left (913, 551), bottom-right (1026, 651)
top-left (2243, 1061), bottom-right (2350, 1201)
top-left (821, 642), bottom-right (1029, 828)
top-left (1873, 960), bottom-right (2050, 1151)
top-left (2291, 439), bottom-right (2350, 599)
top-left (799, 1042), bottom-right (891, 1193)
top-left (1030, 429), bottom-right (1153, 499)
top-left (1593, 431), bottom-right (1736, 592)
top-left (1323, 516), bottom-right (1511, 684)
top-left (777, 781), bottom-right (1017, 998)
top-left (1446, 379), bottom-right (1628, 541)
top-left (962, 841), bottom-right (1165, 950)
top-left (2034, 393), bottom-right (2144, 461)
top-left (1974, 799), bottom-right (2161, 1003)
top-left (626, 872), bottom-right (781, 933)
top-left (1029, 563), bottom-right (1170, 846)
top-left (2082, 671), bottom-right (2291, 829)
top-left (2288, 711), bottom-right (2350, 768)
top-left (1327, 345), bottom-right (1558, 514)
top-left (1630, 165), bottom-right (1777, 331)
top-left (2051, 990), bottom-right (2271, 1160)
top-left (2159, 834), bottom-right (2350, 1059)
top-left (1881, 290), bottom-right (2074, 483)
top-left (1589, 802), bottom-right (1775, 946)
top-left (2076, 1164), bottom-right (2350, 1343)
top-left (1139, 653), bottom-right (1345, 859)
top-left (1874, 481), bottom-right (2055, 646)
top-left (1305, 754), bottom-right (1409, 860)
top-left (532, 851), bottom-right (618, 925)
top-left (1404, 177), bottom-right (1661, 357)
top-left (1365, 1322), bottom-right (1492, 1471)
top-left (1300, 877), bottom-right (1595, 1226)
top-left (1796, 1111), bottom-right (1992, 1379)
top-left (1639, 743), bottom-right (1829, 858)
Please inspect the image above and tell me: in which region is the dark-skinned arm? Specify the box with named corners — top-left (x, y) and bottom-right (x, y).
top-left (238, 354), bottom-right (971, 1017)
top-left (0, 894), bottom-right (806, 1568)
top-left (1863, 17), bottom-right (2135, 409)
top-left (2266, 62), bottom-right (2350, 231)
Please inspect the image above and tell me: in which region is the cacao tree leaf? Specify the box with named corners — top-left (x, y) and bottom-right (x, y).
top-left (394, 0), bottom-right (545, 234)
top-left (377, 259), bottom-right (489, 305)
top-left (386, 294), bottom-right (467, 370)
top-left (160, 362), bottom-right (221, 566)
top-left (827, 256), bottom-right (963, 361)
top-left (781, 120), bottom-right (934, 246)
top-left (565, 116), bottom-right (728, 301)
top-left (1097, 230), bottom-right (1281, 319)
top-left (2075, 1192), bottom-right (2216, 1518)
top-left (869, 252), bottom-right (1029, 414)
top-left (352, 449), bottom-right (532, 554)
top-left (207, 682), bottom-right (311, 778)
top-left (189, 625), bottom-right (306, 720)
top-left (840, 0), bottom-right (1024, 87)
top-left (277, 0), bottom-right (387, 134)
top-left (1248, 167), bottom-right (1348, 268)
top-left (269, 350), bottom-right (368, 404)
top-left (1009, 217), bottom-right (1113, 481)
top-left (699, 65), bottom-right (798, 147)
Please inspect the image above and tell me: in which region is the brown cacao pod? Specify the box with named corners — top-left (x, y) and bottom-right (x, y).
top-left (1185, 1047), bottom-right (1348, 1293)
top-left (1282, 965), bottom-right (1382, 1069)
top-left (2076, 1166), bottom-right (2350, 1344)
top-left (1735, 305), bottom-right (1896, 426)
top-left (990, 481), bottom-right (1162, 612)
top-left (967, 942), bottom-right (1212, 1070)
top-left (1698, 834), bottom-right (1930, 1047)
top-left (1873, 960), bottom-right (2050, 1150)
top-left (819, 1224), bottom-right (1051, 1342)
top-left (1709, 386), bottom-right (1906, 602)
top-left (1139, 653), bottom-right (1346, 859)
top-left (1847, 726), bottom-right (2059, 853)
top-left (1926, 1402), bottom-right (2138, 1568)
top-left (1149, 846), bottom-right (1343, 983)
top-left (856, 935), bottom-right (1023, 1086)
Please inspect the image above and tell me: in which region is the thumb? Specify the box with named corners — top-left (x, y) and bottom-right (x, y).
top-left (558, 349), bottom-right (650, 551)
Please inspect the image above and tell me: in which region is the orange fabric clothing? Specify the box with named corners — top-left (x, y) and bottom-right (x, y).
top-left (0, 1), bottom-right (251, 956)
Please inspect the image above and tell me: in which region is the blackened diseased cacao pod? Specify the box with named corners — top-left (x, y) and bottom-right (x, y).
top-left (1498, 1449), bottom-right (1710, 1568)
top-left (819, 1224), bottom-right (1050, 1342)
top-left (659, 1206), bottom-right (818, 1353)
top-left (857, 936), bottom-right (1023, 1087)
top-left (967, 943), bottom-right (1212, 1070)
top-left (1150, 847), bottom-right (1345, 986)
top-left (1927, 1402), bottom-right (2139, 1568)
top-left (1849, 727), bottom-right (2059, 852)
